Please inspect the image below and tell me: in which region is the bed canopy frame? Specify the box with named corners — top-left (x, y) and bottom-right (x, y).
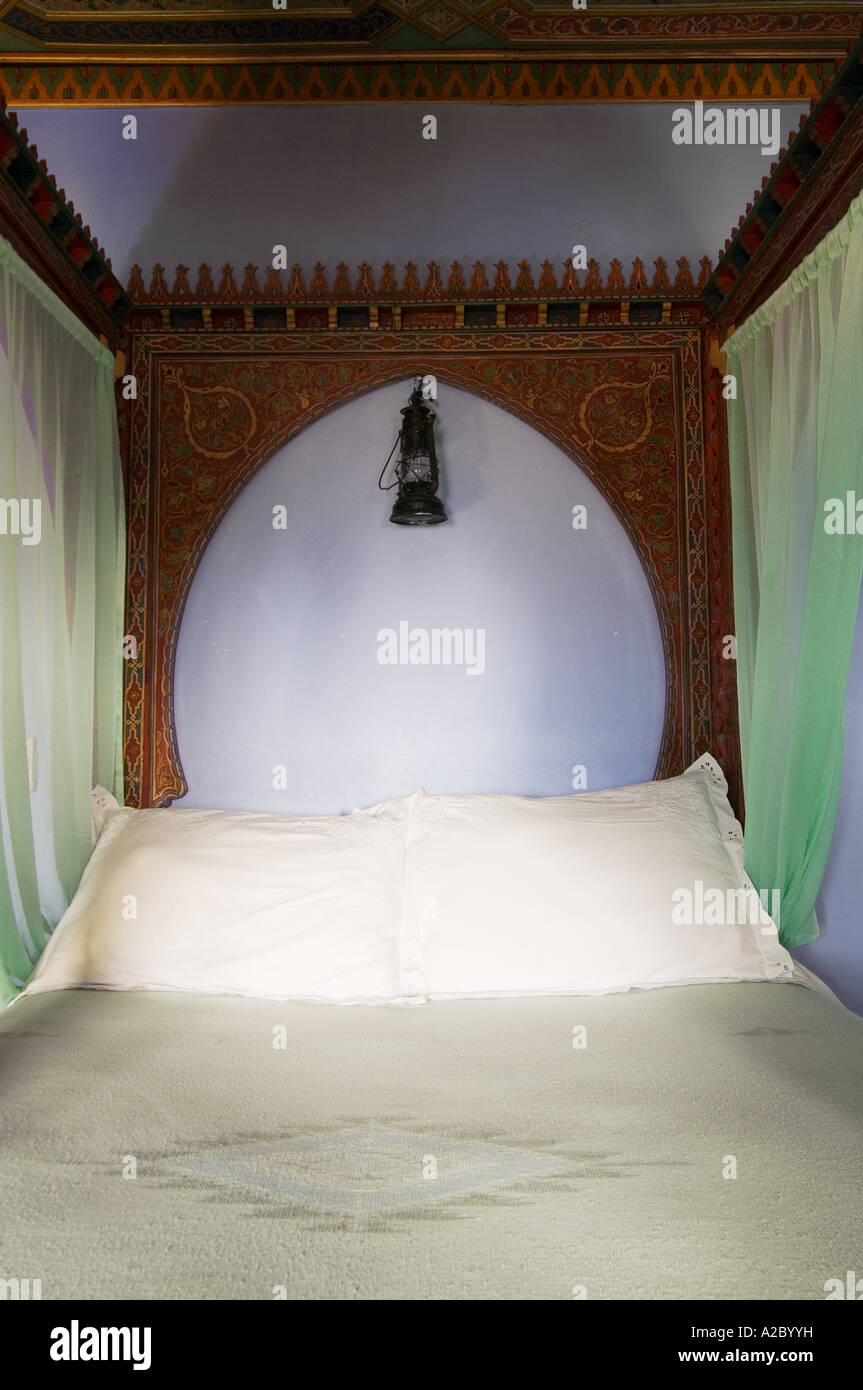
top-left (1, 34), bottom-right (861, 821)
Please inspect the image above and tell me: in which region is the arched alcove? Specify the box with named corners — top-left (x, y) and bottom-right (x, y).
top-left (172, 379), bottom-right (665, 814)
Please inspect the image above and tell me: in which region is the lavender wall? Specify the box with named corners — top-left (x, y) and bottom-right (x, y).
top-left (173, 380), bottom-right (666, 815)
top-left (794, 604), bottom-right (863, 1016)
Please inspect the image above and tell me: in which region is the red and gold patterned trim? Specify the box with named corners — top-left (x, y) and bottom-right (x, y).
top-left (0, 55), bottom-right (839, 109)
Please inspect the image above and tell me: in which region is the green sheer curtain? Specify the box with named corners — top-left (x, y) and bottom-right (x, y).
top-left (0, 233), bottom-right (125, 1004)
top-left (725, 190), bottom-right (863, 948)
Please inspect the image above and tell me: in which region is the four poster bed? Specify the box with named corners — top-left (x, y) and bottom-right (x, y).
top-left (2, 53), bottom-right (863, 1302)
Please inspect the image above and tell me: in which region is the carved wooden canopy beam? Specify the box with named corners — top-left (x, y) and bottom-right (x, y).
top-left (126, 255), bottom-right (712, 336)
top-left (707, 33), bottom-right (863, 329)
top-left (131, 255), bottom-right (712, 304)
top-left (0, 90), bottom-right (128, 342)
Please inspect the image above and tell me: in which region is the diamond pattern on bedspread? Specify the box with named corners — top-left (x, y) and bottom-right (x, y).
top-left (159, 1127), bottom-right (576, 1216)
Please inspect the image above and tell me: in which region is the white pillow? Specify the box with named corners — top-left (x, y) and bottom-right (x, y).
top-left (32, 760), bottom-right (793, 1007)
top-left (90, 784), bottom-right (121, 845)
top-left (398, 756), bottom-right (794, 1000)
top-left (24, 803), bottom-right (410, 1005)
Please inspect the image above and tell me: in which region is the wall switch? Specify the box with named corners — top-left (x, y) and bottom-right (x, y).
top-left (26, 737), bottom-right (36, 792)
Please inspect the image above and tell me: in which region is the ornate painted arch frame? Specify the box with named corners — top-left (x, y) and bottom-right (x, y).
top-left (123, 316), bottom-right (736, 811)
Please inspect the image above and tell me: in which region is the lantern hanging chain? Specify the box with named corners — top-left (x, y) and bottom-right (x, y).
top-left (378, 430), bottom-right (402, 491)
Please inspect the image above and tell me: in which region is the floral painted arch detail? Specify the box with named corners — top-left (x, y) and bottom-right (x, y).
top-left (124, 327), bottom-right (733, 812)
